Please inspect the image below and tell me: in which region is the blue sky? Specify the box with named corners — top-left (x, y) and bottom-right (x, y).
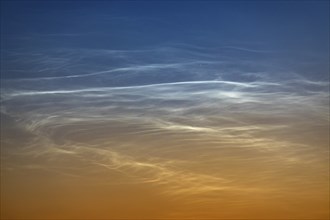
top-left (2, 1), bottom-right (329, 50)
top-left (1, 1), bottom-right (329, 81)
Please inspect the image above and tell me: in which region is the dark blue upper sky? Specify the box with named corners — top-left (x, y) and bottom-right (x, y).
top-left (1, 1), bottom-right (329, 81)
top-left (1, 1), bottom-right (329, 49)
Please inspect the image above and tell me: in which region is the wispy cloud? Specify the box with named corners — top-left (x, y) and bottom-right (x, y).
top-left (1, 45), bottom-right (328, 220)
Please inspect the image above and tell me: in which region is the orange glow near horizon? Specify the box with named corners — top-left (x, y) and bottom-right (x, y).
top-left (1, 104), bottom-right (329, 219)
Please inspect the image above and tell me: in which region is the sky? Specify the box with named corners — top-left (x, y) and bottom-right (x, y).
top-left (0, 1), bottom-right (329, 219)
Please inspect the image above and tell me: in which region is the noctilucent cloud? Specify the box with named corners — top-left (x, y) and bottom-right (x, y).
top-left (1, 1), bottom-right (329, 219)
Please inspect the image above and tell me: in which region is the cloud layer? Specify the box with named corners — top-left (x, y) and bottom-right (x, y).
top-left (1, 45), bottom-right (329, 219)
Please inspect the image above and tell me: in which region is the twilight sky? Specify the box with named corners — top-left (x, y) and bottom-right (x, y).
top-left (1, 1), bottom-right (329, 219)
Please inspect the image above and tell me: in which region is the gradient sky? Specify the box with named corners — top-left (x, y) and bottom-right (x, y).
top-left (1, 1), bottom-right (329, 219)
